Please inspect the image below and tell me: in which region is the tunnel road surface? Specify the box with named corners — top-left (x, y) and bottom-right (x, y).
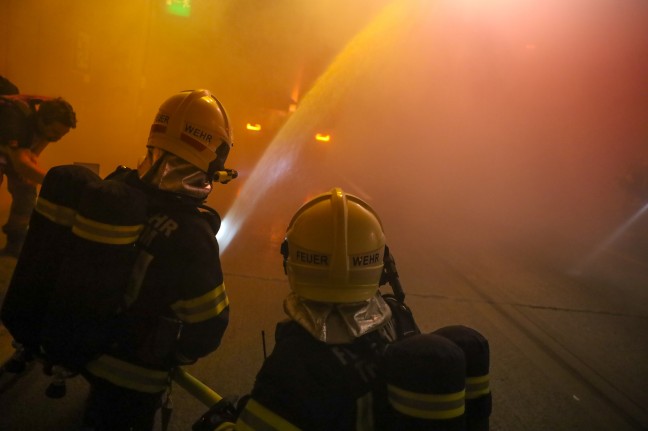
top-left (0, 240), bottom-right (647, 431)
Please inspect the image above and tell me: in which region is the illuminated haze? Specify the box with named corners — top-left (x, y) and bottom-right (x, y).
top-left (1, 0), bottom-right (647, 278)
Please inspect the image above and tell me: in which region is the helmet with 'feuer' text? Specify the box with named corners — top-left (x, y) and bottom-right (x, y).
top-left (147, 89), bottom-right (233, 173)
top-left (282, 188), bottom-right (386, 303)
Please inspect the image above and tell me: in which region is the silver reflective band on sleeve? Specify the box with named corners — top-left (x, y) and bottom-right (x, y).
top-left (72, 214), bottom-right (144, 245)
top-left (34, 197), bottom-right (77, 227)
top-left (85, 355), bottom-right (169, 393)
top-left (171, 283), bottom-right (229, 323)
top-left (466, 374), bottom-right (491, 399)
top-left (387, 384), bottom-right (465, 420)
top-left (236, 399), bottom-right (301, 431)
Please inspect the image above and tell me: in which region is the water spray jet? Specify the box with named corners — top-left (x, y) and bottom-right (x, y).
top-left (570, 202), bottom-right (648, 275)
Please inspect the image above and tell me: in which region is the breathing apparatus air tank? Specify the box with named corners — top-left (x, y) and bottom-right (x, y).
top-left (0, 165), bottom-right (101, 356)
top-left (41, 177), bottom-right (148, 371)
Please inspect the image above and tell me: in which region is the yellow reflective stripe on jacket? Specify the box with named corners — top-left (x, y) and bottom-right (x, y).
top-left (34, 197), bottom-right (77, 227)
top-left (466, 374), bottom-right (490, 399)
top-left (387, 385), bottom-right (465, 420)
top-left (171, 283), bottom-right (229, 324)
top-left (72, 214), bottom-right (144, 245)
top-left (236, 399), bottom-right (301, 431)
top-left (85, 354), bottom-right (169, 393)
top-left (356, 391), bottom-right (374, 431)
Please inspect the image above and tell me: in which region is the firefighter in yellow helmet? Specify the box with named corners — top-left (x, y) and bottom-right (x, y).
top-left (235, 187), bottom-right (398, 430)
top-left (81, 89), bottom-right (234, 431)
top-left (230, 189), bottom-right (489, 431)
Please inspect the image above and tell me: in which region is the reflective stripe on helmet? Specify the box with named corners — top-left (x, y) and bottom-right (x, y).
top-left (151, 121), bottom-right (215, 153)
top-left (236, 399), bottom-right (301, 431)
top-left (72, 214), bottom-right (144, 245)
top-left (85, 354), bottom-right (169, 393)
top-left (330, 188), bottom-right (349, 282)
top-left (34, 197), bottom-right (77, 227)
top-left (387, 384), bottom-right (465, 420)
top-left (170, 283), bottom-right (229, 324)
top-left (181, 130), bottom-right (212, 152)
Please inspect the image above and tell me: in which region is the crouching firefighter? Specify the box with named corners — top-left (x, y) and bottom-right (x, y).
top-left (229, 188), bottom-right (491, 431)
top-left (234, 188), bottom-right (398, 431)
top-left (79, 89), bottom-right (235, 431)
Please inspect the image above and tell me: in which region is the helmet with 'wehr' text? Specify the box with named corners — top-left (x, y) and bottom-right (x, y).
top-left (147, 89), bottom-right (233, 174)
top-left (282, 187), bottom-right (386, 303)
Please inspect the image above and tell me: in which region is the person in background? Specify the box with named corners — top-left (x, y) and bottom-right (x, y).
top-left (0, 93), bottom-right (76, 257)
top-left (0, 75), bottom-right (19, 95)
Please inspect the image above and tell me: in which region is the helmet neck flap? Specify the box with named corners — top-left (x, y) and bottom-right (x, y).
top-left (137, 147), bottom-right (211, 200)
top-left (283, 291), bottom-right (394, 344)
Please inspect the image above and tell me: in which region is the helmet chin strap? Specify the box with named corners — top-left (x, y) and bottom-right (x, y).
top-left (280, 240), bottom-right (289, 275)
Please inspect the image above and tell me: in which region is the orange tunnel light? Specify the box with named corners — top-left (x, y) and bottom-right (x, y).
top-left (315, 133), bottom-right (331, 142)
top-left (246, 123), bottom-right (262, 131)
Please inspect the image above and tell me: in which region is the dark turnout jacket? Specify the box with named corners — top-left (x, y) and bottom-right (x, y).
top-left (237, 320), bottom-right (392, 431)
top-left (85, 169), bottom-right (230, 394)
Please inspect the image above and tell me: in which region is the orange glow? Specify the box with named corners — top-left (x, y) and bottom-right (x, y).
top-left (4, 0), bottom-right (646, 268)
top-left (315, 133), bottom-right (331, 142)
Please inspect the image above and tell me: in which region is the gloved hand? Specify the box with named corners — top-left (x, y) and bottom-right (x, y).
top-left (192, 398), bottom-right (238, 431)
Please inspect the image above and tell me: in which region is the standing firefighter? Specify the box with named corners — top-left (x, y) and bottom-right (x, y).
top-left (80, 89), bottom-right (233, 430)
top-left (0, 94), bottom-right (76, 256)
